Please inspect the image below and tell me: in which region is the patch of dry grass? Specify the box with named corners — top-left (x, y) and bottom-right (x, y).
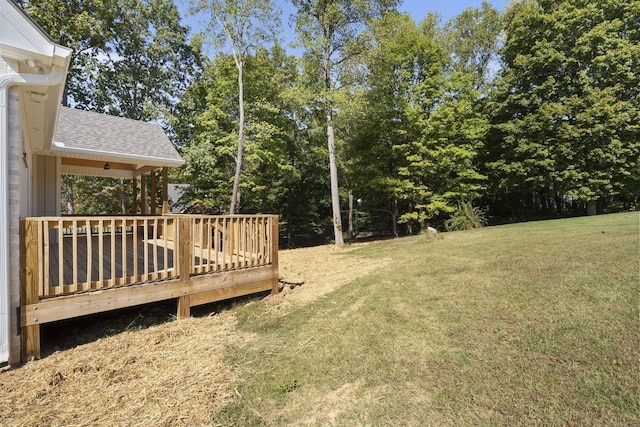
top-left (1, 311), bottom-right (249, 426)
top-left (0, 243), bottom-right (387, 426)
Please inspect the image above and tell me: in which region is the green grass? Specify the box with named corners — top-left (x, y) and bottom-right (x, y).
top-left (214, 212), bottom-right (639, 425)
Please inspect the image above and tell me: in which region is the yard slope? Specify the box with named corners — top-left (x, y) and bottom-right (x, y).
top-left (0, 212), bottom-right (638, 425)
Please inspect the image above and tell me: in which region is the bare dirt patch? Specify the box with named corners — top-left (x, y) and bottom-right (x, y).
top-left (1, 243), bottom-right (389, 426)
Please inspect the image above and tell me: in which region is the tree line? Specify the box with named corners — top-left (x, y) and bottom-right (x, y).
top-left (20, 0), bottom-right (639, 247)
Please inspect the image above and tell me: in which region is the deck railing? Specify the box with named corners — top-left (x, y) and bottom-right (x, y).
top-left (21, 214), bottom-right (276, 299)
top-left (20, 214), bottom-right (279, 362)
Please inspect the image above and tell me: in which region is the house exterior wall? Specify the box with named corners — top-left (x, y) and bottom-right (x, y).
top-left (0, 54), bottom-right (23, 364)
top-left (8, 85), bottom-right (21, 364)
top-left (32, 154), bottom-right (59, 217)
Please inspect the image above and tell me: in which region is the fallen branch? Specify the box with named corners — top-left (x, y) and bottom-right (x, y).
top-left (279, 278), bottom-right (305, 290)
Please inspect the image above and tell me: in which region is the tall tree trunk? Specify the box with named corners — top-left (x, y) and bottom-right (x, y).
top-left (392, 198), bottom-right (398, 237)
top-left (586, 200), bottom-right (597, 216)
top-left (324, 43), bottom-right (344, 247)
top-left (327, 108), bottom-right (344, 246)
top-left (554, 193), bottom-right (563, 215)
top-left (348, 190), bottom-right (354, 240)
top-left (230, 60), bottom-right (245, 214)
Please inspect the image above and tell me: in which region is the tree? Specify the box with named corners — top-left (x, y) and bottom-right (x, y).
top-left (190, 0), bottom-right (281, 214)
top-left (443, 1), bottom-right (502, 91)
top-left (175, 47), bottom-right (333, 246)
top-left (16, 0), bottom-right (117, 106)
top-left (23, 0), bottom-right (200, 215)
top-left (78, 0), bottom-right (200, 121)
top-left (292, 0), bottom-right (400, 246)
top-left (487, 0), bottom-right (639, 217)
top-left (345, 12), bottom-right (442, 235)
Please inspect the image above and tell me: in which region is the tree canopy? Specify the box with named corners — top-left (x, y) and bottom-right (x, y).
top-left (22, 0), bottom-right (639, 242)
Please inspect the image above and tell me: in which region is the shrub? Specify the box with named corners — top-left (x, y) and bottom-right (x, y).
top-left (445, 201), bottom-right (487, 231)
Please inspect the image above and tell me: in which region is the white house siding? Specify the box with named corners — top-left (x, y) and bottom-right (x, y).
top-left (0, 55), bottom-right (22, 364)
top-left (7, 85), bottom-right (22, 364)
top-left (0, 56), bottom-right (9, 364)
top-left (32, 154), bottom-right (59, 216)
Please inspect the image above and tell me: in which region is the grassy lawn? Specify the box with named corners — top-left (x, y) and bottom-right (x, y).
top-left (214, 212), bottom-right (639, 425)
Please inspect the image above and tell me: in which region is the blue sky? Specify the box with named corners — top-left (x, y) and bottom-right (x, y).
top-left (180, 0), bottom-right (509, 56)
top-left (398, 0), bottom-right (509, 23)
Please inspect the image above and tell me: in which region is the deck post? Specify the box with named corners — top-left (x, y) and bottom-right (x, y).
top-left (162, 167), bottom-right (168, 215)
top-left (20, 220), bottom-right (41, 361)
top-left (141, 174), bottom-right (147, 215)
top-left (270, 216), bottom-right (279, 295)
top-left (177, 217), bottom-right (192, 318)
top-left (132, 177), bottom-right (138, 214)
top-left (150, 170), bottom-right (157, 215)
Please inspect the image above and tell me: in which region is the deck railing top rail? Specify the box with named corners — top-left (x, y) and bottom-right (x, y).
top-left (25, 213), bottom-right (279, 221)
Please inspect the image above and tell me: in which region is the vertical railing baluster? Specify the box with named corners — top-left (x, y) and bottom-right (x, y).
top-left (163, 217), bottom-right (169, 279)
top-left (86, 219), bottom-right (92, 289)
top-left (43, 220), bottom-right (49, 295)
top-left (98, 219), bottom-right (104, 286)
top-left (37, 220), bottom-right (44, 296)
top-left (58, 219), bottom-right (63, 293)
top-left (110, 219), bottom-right (116, 287)
top-left (213, 217), bottom-right (219, 271)
top-left (143, 218), bottom-right (149, 279)
top-left (72, 219), bottom-right (78, 291)
top-left (132, 218), bottom-right (138, 281)
top-left (206, 218), bottom-right (212, 272)
top-left (152, 217), bottom-right (158, 280)
top-left (121, 218), bottom-right (127, 285)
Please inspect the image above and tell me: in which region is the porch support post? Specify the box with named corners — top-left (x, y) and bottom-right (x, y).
top-left (270, 216), bottom-right (279, 295)
top-left (140, 174), bottom-right (147, 215)
top-left (177, 295), bottom-right (190, 318)
top-left (177, 217), bottom-right (192, 318)
top-left (150, 170), bottom-right (157, 215)
top-left (132, 177), bottom-right (138, 214)
top-left (162, 167), bottom-right (168, 215)
top-left (20, 220), bottom-right (40, 361)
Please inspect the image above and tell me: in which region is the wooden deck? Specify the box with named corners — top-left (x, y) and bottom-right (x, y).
top-left (20, 214), bottom-right (279, 362)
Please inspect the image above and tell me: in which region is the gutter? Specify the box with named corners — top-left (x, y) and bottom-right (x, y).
top-left (0, 64), bottom-right (68, 364)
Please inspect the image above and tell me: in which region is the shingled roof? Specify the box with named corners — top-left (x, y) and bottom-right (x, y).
top-left (49, 107), bottom-right (184, 168)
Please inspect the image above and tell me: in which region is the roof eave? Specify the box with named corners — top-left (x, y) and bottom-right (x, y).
top-left (49, 142), bottom-right (185, 168)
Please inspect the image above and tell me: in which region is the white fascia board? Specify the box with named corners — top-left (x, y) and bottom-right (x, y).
top-left (50, 141), bottom-right (186, 168)
top-left (0, 1), bottom-right (72, 62)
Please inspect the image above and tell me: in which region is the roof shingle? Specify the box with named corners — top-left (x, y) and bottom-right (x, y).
top-left (52, 107), bottom-right (184, 167)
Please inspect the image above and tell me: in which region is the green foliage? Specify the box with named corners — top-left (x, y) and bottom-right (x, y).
top-left (486, 0), bottom-right (639, 217)
top-left (26, 0), bottom-right (637, 238)
top-left (275, 379), bottom-right (300, 394)
top-left (444, 201), bottom-right (487, 231)
top-left (443, 1), bottom-right (502, 90)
